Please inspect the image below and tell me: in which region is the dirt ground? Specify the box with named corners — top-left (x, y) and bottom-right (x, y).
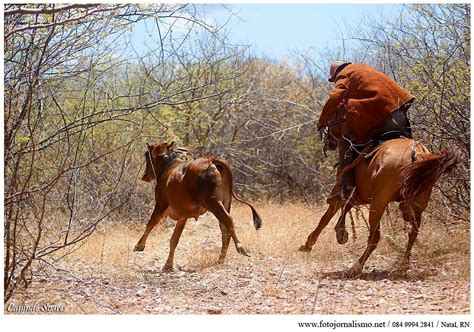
top-left (6, 203), bottom-right (470, 314)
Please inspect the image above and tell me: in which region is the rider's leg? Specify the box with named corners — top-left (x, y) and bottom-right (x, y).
top-left (377, 107), bottom-right (412, 140)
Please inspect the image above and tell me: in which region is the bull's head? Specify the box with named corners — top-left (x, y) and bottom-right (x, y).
top-left (142, 142), bottom-right (173, 182)
top-left (142, 142), bottom-right (187, 182)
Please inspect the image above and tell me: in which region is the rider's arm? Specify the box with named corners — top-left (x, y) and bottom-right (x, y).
top-left (318, 75), bottom-right (350, 129)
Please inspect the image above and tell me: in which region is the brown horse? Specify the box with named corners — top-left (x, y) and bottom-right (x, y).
top-left (134, 142), bottom-right (262, 271)
top-left (299, 109), bottom-right (458, 275)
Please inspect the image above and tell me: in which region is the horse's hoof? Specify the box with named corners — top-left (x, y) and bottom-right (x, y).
top-left (336, 228), bottom-right (349, 245)
top-left (134, 244), bottom-right (145, 252)
top-left (162, 265), bottom-right (174, 272)
top-left (236, 245), bottom-right (251, 257)
top-left (217, 257), bottom-right (226, 264)
top-left (298, 245), bottom-right (312, 253)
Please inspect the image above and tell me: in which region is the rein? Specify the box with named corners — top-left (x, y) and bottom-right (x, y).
top-left (323, 116), bottom-right (345, 143)
top-left (326, 117), bottom-right (346, 128)
top-left (145, 143), bottom-right (186, 185)
top-left (145, 143), bottom-right (158, 184)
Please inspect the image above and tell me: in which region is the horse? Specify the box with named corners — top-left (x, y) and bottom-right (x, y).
top-left (134, 142), bottom-right (262, 271)
top-left (299, 108), bottom-right (458, 276)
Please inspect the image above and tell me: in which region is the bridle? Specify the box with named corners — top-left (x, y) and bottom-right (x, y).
top-left (326, 117), bottom-right (346, 128)
top-left (321, 112), bottom-right (346, 157)
top-left (325, 117), bottom-right (346, 140)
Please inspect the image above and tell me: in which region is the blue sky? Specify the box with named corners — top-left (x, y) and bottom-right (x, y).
top-left (129, 3), bottom-right (404, 60)
top-left (204, 3), bottom-right (403, 58)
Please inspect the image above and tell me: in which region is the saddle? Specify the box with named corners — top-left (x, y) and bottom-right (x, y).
top-left (329, 134), bottom-right (415, 205)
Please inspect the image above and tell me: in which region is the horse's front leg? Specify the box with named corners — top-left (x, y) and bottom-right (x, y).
top-left (347, 199), bottom-right (387, 276)
top-left (334, 203), bottom-right (353, 245)
top-left (299, 200), bottom-right (343, 252)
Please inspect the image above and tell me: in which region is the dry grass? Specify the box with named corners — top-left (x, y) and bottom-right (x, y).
top-left (6, 202), bottom-right (470, 314)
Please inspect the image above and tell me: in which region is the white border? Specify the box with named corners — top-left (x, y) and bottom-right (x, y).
top-left (1, 0), bottom-right (472, 331)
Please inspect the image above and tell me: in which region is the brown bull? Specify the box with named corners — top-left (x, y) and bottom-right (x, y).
top-left (134, 142), bottom-right (262, 271)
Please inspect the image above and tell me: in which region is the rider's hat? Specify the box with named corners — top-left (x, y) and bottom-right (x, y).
top-left (328, 61), bottom-right (351, 82)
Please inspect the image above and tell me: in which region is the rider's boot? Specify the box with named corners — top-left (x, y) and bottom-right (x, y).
top-left (327, 141), bottom-right (356, 204)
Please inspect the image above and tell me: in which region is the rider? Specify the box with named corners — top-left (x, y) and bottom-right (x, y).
top-left (318, 61), bottom-right (415, 202)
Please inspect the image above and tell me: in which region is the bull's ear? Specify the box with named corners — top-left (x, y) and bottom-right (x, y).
top-left (167, 141), bottom-right (176, 151)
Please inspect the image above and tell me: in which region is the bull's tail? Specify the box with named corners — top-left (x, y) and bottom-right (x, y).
top-left (401, 149), bottom-right (459, 201)
top-left (213, 158), bottom-right (262, 230)
top-left (231, 192), bottom-right (262, 230)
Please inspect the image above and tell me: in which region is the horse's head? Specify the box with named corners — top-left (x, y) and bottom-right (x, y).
top-left (142, 142), bottom-right (187, 182)
top-left (323, 128), bottom-right (339, 153)
top-left (322, 107), bottom-right (346, 155)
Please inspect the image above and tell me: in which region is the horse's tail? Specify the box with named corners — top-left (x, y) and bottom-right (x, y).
top-left (400, 149), bottom-right (459, 201)
top-left (213, 158), bottom-right (262, 230)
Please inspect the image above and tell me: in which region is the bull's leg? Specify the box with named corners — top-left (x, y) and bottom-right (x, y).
top-left (218, 222), bottom-right (231, 263)
top-left (206, 200), bottom-right (250, 257)
top-left (398, 201), bottom-right (425, 271)
top-left (134, 204), bottom-right (167, 252)
top-left (163, 218), bottom-right (187, 272)
top-left (218, 187), bottom-right (232, 263)
top-left (348, 200), bottom-right (387, 276)
top-left (298, 200), bottom-right (343, 252)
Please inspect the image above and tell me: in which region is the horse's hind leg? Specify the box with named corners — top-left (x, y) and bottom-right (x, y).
top-left (348, 199), bottom-right (387, 276)
top-left (399, 200), bottom-right (427, 271)
top-left (299, 200), bottom-right (343, 252)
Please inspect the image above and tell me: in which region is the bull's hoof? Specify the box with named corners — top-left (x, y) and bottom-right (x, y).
top-left (236, 244), bottom-right (251, 257)
top-left (346, 262), bottom-right (363, 277)
top-left (298, 245), bottom-right (312, 253)
top-left (397, 262), bottom-right (410, 273)
top-left (134, 244), bottom-right (145, 252)
top-left (336, 228), bottom-right (349, 245)
top-left (217, 256), bottom-right (226, 264)
top-left (162, 265), bottom-right (174, 272)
